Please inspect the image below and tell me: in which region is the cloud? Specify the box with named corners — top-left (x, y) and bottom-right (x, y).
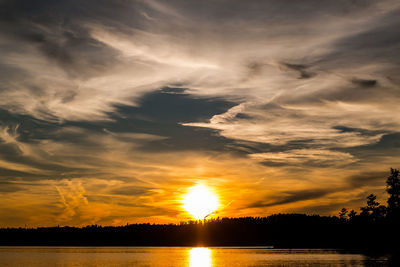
top-left (1, 0), bottom-right (400, 225)
top-left (280, 63), bottom-right (315, 79)
top-left (347, 171), bottom-right (388, 188)
top-left (249, 188), bottom-right (333, 208)
top-left (250, 149), bottom-right (356, 167)
top-left (0, 0), bottom-right (397, 123)
top-left (351, 78), bottom-right (377, 88)
top-left (110, 185), bottom-right (153, 196)
top-left (184, 102), bottom-right (386, 148)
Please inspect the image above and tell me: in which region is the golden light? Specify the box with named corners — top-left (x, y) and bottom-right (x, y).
top-left (183, 184), bottom-right (219, 220)
top-left (189, 248), bottom-right (212, 267)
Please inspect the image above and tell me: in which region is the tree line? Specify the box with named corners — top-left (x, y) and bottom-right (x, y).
top-left (0, 168), bottom-right (399, 251)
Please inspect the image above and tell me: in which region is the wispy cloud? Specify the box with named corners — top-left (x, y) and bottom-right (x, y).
top-left (1, 0), bottom-right (400, 225)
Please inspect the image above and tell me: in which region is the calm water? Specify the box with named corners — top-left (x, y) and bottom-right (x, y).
top-left (0, 247), bottom-right (392, 266)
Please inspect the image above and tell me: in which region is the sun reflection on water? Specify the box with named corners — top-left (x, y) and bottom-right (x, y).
top-left (189, 247), bottom-right (212, 267)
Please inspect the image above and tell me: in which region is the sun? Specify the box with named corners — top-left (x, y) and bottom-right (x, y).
top-left (183, 184), bottom-right (219, 220)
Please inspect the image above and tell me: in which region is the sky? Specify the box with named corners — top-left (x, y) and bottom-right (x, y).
top-left (1, 0), bottom-right (400, 227)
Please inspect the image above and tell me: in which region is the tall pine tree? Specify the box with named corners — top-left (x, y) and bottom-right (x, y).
top-left (387, 168), bottom-right (400, 220)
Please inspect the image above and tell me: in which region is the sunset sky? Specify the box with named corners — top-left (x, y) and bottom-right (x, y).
top-left (1, 0), bottom-right (400, 227)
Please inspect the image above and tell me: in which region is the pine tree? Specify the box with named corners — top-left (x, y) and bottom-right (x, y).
top-left (387, 168), bottom-right (400, 219)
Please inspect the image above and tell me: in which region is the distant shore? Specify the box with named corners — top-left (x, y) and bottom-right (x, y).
top-left (1, 214), bottom-right (399, 251)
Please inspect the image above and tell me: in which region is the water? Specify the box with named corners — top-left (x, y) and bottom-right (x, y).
top-left (0, 247), bottom-right (391, 266)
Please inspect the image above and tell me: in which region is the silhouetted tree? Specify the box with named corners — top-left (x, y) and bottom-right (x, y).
top-left (339, 208), bottom-right (348, 219)
top-left (360, 194), bottom-right (386, 221)
top-left (372, 205), bottom-right (387, 220)
top-left (348, 210), bottom-right (357, 220)
top-left (360, 194), bottom-right (378, 215)
top-left (387, 168), bottom-right (400, 220)
top-left (367, 194), bottom-right (380, 209)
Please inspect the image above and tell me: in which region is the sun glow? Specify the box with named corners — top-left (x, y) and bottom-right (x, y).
top-left (189, 248), bottom-right (212, 267)
top-left (183, 184), bottom-right (219, 220)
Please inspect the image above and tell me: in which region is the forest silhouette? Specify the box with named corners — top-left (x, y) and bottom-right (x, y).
top-left (1, 168), bottom-right (399, 251)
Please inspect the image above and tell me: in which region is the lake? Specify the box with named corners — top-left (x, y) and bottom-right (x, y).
top-left (0, 247), bottom-right (392, 266)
